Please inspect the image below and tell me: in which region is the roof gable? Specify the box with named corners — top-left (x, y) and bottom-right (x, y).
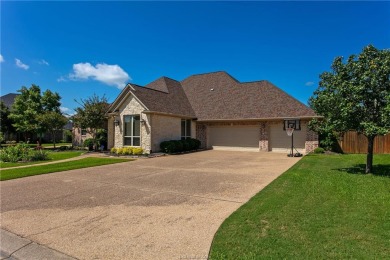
top-left (0, 93), bottom-right (20, 108)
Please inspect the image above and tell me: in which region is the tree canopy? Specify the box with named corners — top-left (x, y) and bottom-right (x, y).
top-left (9, 84), bottom-right (64, 141)
top-left (309, 45), bottom-right (390, 173)
top-left (72, 94), bottom-right (109, 149)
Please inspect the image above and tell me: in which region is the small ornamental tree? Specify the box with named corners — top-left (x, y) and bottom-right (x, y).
top-left (72, 94), bottom-right (109, 151)
top-left (37, 111), bottom-right (68, 148)
top-left (309, 45), bottom-right (390, 173)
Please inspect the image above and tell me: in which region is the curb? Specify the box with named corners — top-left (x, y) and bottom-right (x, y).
top-left (0, 229), bottom-right (76, 260)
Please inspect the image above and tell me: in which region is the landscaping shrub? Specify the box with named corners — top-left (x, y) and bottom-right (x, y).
top-left (160, 141), bottom-right (176, 153)
top-left (0, 143), bottom-right (32, 162)
top-left (58, 146), bottom-right (68, 151)
top-left (132, 147), bottom-right (143, 155)
top-left (314, 147), bottom-right (325, 154)
top-left (30, 149), bottom-right (49, 161)
top-left (110, 147), bottom-right (143, 156)
top-left (159, 138), bottom-right (201, 154)
top-left (83, 138), bottom-right (94, 151)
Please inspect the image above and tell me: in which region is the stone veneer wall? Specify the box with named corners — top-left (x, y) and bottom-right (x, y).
top-left (150, 114), bottom-right (181, 152)
top-left (107, 117), bottom-right (114, 149)
top-left (113, 95), bottom-right (152, 153)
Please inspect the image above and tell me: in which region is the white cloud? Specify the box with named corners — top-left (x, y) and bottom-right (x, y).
top-left (68, 62), bottom-right (130, 89)
top-left (0, 54), bottom-right (4, 63)
top-left (57, 76), bottom-right (67, 82)
top-left (305, 81), bottom-right (314, 87)
top-left (60, 107), bottom-right (75, 116)
top-left (38, 59), bottom-right (49, 66)
top-left (15, 58), bottom-right (29, 70)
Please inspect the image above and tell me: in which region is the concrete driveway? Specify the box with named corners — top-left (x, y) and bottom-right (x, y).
top-left (0, 150), bottom-right (301, 259)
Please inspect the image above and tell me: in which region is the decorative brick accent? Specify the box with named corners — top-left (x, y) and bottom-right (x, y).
top-left (196, 124), bottom-right (207, 149)
top-left (305, 128), bottom-right (319, 153)
top-left (259, 122), bottom-right (269, 151)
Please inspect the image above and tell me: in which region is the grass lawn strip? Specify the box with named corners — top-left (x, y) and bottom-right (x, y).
top-left (209, 154), bottom-right (390, 259)
top-left (0, 151), bottom-right (85, 169)
top-left (0, 157), bottom-right (131, 181)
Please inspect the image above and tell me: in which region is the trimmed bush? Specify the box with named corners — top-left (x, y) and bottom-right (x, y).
top-left (159, 138), bottom-right (201, 154)
top-left (132, 147), bottom-right (143, 155)
top-left (110, 147), bottom-right (144, 156)
top-left (83, 138), bottom-right (94, 151)
top-left (314, 147), bottom-right (325, 154)
top-left (30, 150), bottom-right (49, 161)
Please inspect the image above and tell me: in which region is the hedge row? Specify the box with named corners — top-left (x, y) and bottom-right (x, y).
top-left (110, 147), bottom-right (144, 155)
top-left (160, 138), bottom-right (201, 154)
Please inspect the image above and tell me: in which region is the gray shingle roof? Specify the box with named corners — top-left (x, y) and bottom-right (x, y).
top-left (181, 71), bottom-right (316, 120)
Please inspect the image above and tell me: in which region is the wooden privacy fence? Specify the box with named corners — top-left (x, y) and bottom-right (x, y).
top-left (338, 131), bottom-right (390, 154)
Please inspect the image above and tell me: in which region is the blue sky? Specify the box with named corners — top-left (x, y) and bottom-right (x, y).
top-left (1, 1), bottom-right (389, 115)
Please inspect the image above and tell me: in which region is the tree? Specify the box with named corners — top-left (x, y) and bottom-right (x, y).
top-left (309, 45), bottom-right (390, 173)
top-left (9, 85), bottom-right (42, 141)
top-left (0, 101), bottom-right (15, 139)
top-left (9, 84), bottom-right (62, 142)
top-left (72, 94), bottom-right (109, 150)
top-left (37, 111), bottom-right (68, 148)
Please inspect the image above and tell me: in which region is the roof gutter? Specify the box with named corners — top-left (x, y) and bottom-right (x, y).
top-left (196, 116), bottom-right (323, 122)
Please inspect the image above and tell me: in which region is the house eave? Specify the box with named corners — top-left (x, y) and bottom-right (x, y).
top-left (143, 110), bottom-right (197, 119)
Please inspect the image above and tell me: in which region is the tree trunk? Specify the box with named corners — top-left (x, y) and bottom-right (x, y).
top-left (366, 135), bottom-right (375, 174)
top-left (52, 130), bottom-right (56, 149)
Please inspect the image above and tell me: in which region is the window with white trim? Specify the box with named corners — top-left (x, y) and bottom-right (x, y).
top-left (123, 115), bottom-right (140, 146)
top-left (181, 119), bottom-right (191, 140)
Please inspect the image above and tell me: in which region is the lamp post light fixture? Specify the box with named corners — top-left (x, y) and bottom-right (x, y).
top-left (114, 118), bottom-right (120, 126)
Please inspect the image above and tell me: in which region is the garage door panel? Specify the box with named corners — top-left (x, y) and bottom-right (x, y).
top-left (209, 126), bottom-right (259, 148)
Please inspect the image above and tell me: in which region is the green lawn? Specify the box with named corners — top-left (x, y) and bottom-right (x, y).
top-left (0, 157), bottom-right (131, 181)
top-left (0, 151), bottom-right (85, 169)
top-left (209, 154), bottom-right (390, 259)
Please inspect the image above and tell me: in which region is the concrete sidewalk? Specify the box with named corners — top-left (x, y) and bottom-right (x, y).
top-left (0, 152), bottom-right (109, 171)
top-left (0, 229), bottom-right (76, 260)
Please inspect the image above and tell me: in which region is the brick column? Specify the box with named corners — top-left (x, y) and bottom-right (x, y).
top-left (259, 122), bottom-right (269, 151)
top-left (305, 129), bottom-right (319, 153)
top-left (196, 124), bottom-right (207, 149)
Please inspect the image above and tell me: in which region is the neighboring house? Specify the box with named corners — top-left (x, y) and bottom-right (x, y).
top-left (0, 93), bottom-right (20, 108)
top-left (106, 71), bottom-right (320, 154)
top-left (73, 128), bottom-right (91, 147)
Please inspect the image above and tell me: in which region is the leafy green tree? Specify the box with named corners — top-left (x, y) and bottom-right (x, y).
top-left (309, 45), bottom-right (390, 173)
top-left (9, 85), bottom-right (62, 142)
top-left (0, 101), bottom-right (15, 139)
top-left (37, 111), bottom-right (68, 148)
top-left (72, 94), bottom-right (109, 150)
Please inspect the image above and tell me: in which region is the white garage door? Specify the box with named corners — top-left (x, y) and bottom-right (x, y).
top-left (208, 126), bottom-right (259, 151)
top-left (270, 123), bottom-right (306, 153)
